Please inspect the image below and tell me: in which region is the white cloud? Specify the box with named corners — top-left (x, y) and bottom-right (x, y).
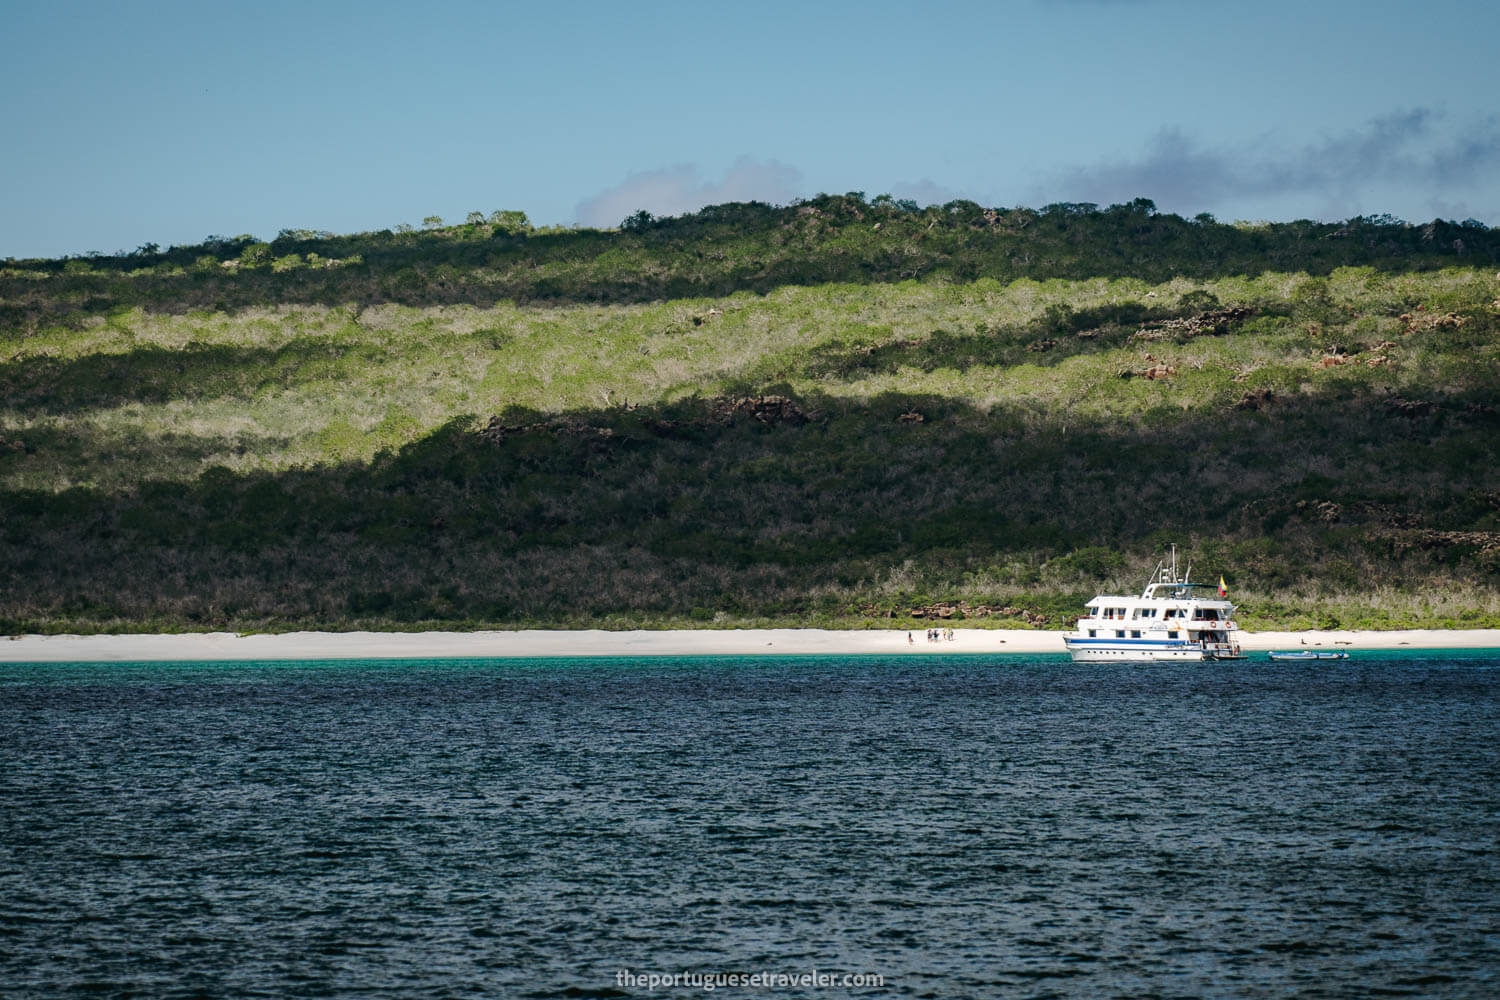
top-left (888, 178), bottom-right (972, 207)
top-left (574, 157), bottom-right (804, 228)
top-left (1426, 197), bottom-right (1488, 223)
top-left (1036, 109), bottom-right (1500, 222)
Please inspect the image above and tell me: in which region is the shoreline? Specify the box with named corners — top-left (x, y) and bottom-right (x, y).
top-left (2, 627), bottom-right (1499, 662)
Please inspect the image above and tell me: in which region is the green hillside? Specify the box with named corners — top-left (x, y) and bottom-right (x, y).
top-left (3, 198), bottom-right (1498, 633)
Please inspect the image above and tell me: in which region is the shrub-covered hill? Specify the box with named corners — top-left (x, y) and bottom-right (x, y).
top-left (2, 201), bottom-right (1499, 632)
top-left (4, 197), bottom-right (1497, 330)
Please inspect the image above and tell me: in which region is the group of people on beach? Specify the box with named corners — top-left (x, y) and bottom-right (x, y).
top-left (909, 628), bottom-right (955, 643)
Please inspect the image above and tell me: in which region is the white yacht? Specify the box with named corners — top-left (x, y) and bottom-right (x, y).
top-left (1063, 550), bottom-right (1245, 662)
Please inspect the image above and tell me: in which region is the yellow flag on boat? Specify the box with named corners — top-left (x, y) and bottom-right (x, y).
top-left (1218, 575), bottom-right (1228, 598)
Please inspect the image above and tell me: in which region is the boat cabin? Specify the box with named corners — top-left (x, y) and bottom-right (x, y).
top-left (1075, 565), bottom-right (1238, 647)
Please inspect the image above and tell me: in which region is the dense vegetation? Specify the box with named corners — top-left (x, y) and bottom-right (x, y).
top-left (3, 198), bottom-right (1498, 633)
top-left (8, 197), bottom-right (1498, 328)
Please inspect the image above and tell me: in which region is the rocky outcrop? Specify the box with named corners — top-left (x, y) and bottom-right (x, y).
top-left (867, 601), bottom-right (1052, 624)
top-left (482, 416), bottom-right (616, 444)
top-left (1120, 363), bottom-right (1177, 380)
top-left (1415, 530), bottom-right (1500, 553)
top-left (1132, 306), bottom-right (1255, 342)
top-left (1400, 308), bottom-right (1466, 334)
top-left (1385, 397), bottom-right (1434, 418)
top-left (709, 394), bottom-right (810, 425)
top-left (1295, 499), bottom-right (1343, 523)
top-left (1234, 388), bottom-right (1276, 410)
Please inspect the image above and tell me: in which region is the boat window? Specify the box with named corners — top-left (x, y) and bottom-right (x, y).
top-left (1115, 630), bottom-right (1124, 638)
top-left (1088, 629), bottom-right (1096, 638)
top-left (1168, 630), bottom-right (1178, 639)
top-left (1131, 630), bottom-right (1141, 638)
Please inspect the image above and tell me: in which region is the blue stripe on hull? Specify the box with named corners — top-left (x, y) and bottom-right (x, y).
top-left (1063, 638), bottom-right (1191, 648)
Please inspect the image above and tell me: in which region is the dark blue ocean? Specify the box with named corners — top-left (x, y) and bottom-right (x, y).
top-left (3, 652), bottom-right (1499, 999)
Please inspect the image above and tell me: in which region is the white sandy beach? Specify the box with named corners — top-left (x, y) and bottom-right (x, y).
top-left (2, 627), bottom-right (1498, 662)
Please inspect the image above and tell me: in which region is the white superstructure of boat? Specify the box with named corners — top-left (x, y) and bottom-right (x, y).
top-left (1063, 548), bottom-right (1245, 662)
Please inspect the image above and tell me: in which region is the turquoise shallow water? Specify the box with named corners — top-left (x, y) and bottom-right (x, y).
top-left (3, 652), bottom-right (1499, 998)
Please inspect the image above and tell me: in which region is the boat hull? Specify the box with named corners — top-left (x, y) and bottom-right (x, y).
top-left (1063, 637), bottom-right (1245, 662)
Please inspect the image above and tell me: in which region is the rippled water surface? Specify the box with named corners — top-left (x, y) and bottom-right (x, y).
top-left (3, 652), bottom-right (1499, 998)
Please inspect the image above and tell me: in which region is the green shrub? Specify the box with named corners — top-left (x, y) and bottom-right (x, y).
top-left (239, 242), bottom-right (272, 268)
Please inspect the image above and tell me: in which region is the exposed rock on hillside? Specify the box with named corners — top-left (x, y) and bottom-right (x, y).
top-left (1234, 388), bottom-right (1276, 410)
top-left (710, 395), bottom-right (810, 425)
top-left (1400, 309), bottom-right (1466, 333)
top-left (1416, 531), bottom-right (1500, 553)
top-left (1296, 500), bottom-right (1343, 523)
top-left (482, 416), bottom-right (616, 444)
top-left (1385, 397), bottom-right (1434, 418)
top-left (1133, 306), bottom-right (1255, 342)
top-left (1121, 363), bottom-right (1177, 379)
top-left (878, 601), bottom-right (1052, 624)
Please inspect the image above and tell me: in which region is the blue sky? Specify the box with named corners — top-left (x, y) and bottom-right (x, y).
top-left (5, 0), bottom-right (1499, 258)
